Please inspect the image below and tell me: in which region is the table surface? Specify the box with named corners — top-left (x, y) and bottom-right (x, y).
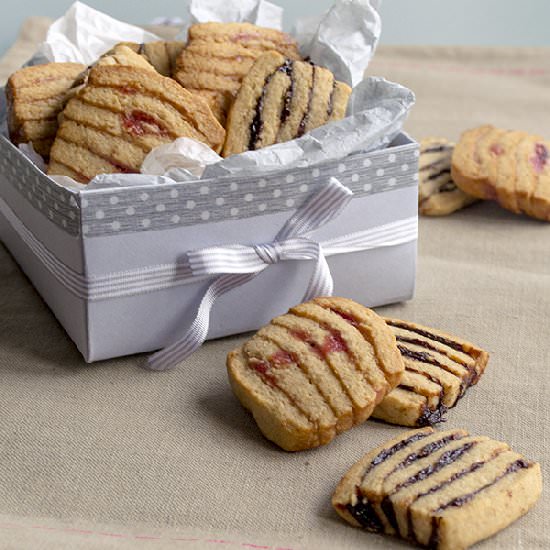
top-left (0, 18), bottom-right (549, 550)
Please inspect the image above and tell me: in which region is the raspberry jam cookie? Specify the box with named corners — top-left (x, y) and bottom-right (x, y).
top-left (174, 22), bottom-right (300, 124)
top-left (452, 125), bottom-right (550, 221)
top-left (48, 65), bottom-right (225, 183)
top-left (418, 138), bottom-right (478, 216)
top-left (226, 297), bottom-right (404, 451)
top-left (333, 427), bottom-right (542, 550)
top-left (6, 62), bottom-right (86, 160)
top-left (222, 52), bottom-right (351, 157)
top-left (372, 319), bottom-right (489, 427)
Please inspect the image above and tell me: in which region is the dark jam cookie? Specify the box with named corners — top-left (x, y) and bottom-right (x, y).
top-left (418, 138), bottom-right (479, 216)
top-left (226, 297), bottom-right (404, 451)
top-left (371, 319), bottom-right (489, 428)
top-left (6, 62), bottom-right (86, 160)
top-left (48, 64), bottom-right (225, 183)
top-left (222, 51), bottom-right (351, 157)
top-left (333, 427), bottom-right (542, 549)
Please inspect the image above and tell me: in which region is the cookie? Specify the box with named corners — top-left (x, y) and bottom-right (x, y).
top-left (226, 297), bottom-right (404, 451)
top-left (48, 64), bottom-right (225, 183)
top-left (450, 125), bottom-right (496, 200)
top-left (112, 41), bottom-right (185, 76)
top-left (174, 22), bottom-right (300, 125)
top-left (371, 319), bottom-right (489, 427)
top-left (6, 62), bottom-right (86, 160)
top-left (222, 52), bottom-right (351, 157)
top-left (332, 427), bottom-right (542, 550)
top-left (452, 125), bottom-right (550, 220)
top-left (418, 138), bottom-right (478, 216)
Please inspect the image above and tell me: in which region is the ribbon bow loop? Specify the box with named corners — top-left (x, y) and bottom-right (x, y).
top-left (147, 176), bottom-right (352, 371)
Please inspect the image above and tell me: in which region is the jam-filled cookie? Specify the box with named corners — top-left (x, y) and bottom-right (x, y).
top-left (6, 62), bottom-right (86, 160)
top-left (333, 427), bottom-right (542, 550)
top-left (48, 64), bottom-right (225, 182)
top-left (226, 297), bottom-right (404, 451)
top-left (371, 319), bottom-right (489, 427)
top-left (418, 138), bottom-right (478, 216)
top-left (174, 22), bottom-right (300, 124)
top-left (222, 51), bottom-right (351, 157)
top-left (452, 125), bottom-right (550, 221)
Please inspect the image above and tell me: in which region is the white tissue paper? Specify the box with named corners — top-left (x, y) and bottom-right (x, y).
top-left (10, 0), bottom-right (415, 188)
top-left (38, 1), bottom-right (161, 64)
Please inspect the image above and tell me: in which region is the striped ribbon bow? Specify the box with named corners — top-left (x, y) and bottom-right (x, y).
top-left (147, 177), bottom-right (353, 370)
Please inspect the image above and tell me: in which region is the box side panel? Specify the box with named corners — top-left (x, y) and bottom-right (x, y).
top-left (83, 185), bottom-right (417, 361)
top-left (0, 211), bottom-right (89, 360)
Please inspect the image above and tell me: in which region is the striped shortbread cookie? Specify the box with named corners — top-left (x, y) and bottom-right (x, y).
top-left (111, 41), bottom-right (185, 77)
top-left (174, 22), bottom-right (300, 124)
top-left (418, 138), bottom-right (478, 216)
top-left (370, 319), bottom-right (489, 428)
top-left (48, 64), bottom-right (225, 183)
top-left (452, 125), bottom-right (550, 221)
top-left (6, 62), bottom-right (86, 160)
top-left (227, 297), bottom-right (404, 451)
top-left (222, 51), bottom-right (351, 157)
top-left (333, 427), bottom-right (542, 549)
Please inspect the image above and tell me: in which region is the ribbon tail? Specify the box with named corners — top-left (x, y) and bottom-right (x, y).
top-left (146, 273), bottom-right (254, 371)
top-left (302, 243), bottom-right (334, 301)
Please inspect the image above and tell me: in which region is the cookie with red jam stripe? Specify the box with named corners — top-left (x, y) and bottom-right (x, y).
top-left (6, 62), bottom-right (86, 160)
top-left (452, 125), bottom-right (550, 221)
top-left (222, 51), bottom-right (351, 157)
top-left (333, 427), bottom-right (542, 550)
top-left (174, 22), bottom-right (300, 125)
top-left (418, 138), bottom-right (479, 216)
top-left (371, 319), bottom-right (489, 428)
top-left (48, 64), bottom-right (225, 183)
top-left (226, 297), bottom-right (404, 451)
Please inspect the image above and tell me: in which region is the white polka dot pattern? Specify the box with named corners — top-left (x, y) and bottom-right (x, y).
top-left (0, 134), bottom-right (418, 238)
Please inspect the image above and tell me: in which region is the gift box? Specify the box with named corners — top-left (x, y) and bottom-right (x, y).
top-left (0, 1), bottom-right (419, 367)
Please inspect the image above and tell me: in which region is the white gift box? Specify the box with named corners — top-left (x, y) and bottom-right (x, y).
top-left (0, 132), bottom-right (418, 363)
top-left (0, 0), bottom-right (419, 366)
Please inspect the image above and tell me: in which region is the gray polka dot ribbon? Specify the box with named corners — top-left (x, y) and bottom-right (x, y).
top-left (147, 177), bottom-right (415, 371)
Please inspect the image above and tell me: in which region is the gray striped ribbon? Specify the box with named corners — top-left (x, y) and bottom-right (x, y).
top-left (147, 177), bottom-right (342, 370)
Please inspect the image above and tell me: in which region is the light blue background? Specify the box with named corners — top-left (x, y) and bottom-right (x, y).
top-left (2, 0), bottom-right (550, 57)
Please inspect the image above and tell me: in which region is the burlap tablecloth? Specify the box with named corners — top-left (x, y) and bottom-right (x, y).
top-left (0, 18), bottom-right (548, 550)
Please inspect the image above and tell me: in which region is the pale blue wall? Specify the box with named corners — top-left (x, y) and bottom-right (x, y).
top-left (2, 0), bottom-right (550, 57)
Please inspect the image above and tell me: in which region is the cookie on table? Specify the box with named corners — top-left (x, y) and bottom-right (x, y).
top-left (226, 297), bottom-right (404, 451)
top-left (371, 319), bottom-right (489, 427)
top-left (112, 41), bottom-right (185, 76)
top-left (332, 427), bottom-right (542, 550)
top-left (6, 62), bottom-right (86, 160)
top-left (48, 64), bottom-right (225, 183)
top-left (418, 138), bottom-right (478, 216)
top-left (173, 22), bottom-right (301, 124)
top-left (222, 51), bottom-right (352, 157)
top-left (452, 125), bottom-right (550, 220)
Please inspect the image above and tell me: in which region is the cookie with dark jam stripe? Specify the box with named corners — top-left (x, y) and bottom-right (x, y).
top-left (333, 428), bottom-right (542, 550)
top-left (418, 138), bottom-right (479, 216)
top-left (371, 319), bottom-right (489, 428)
top-left (222, 51), bottom-right (352, 158)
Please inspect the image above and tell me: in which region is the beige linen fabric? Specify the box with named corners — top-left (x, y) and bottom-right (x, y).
top-left (0, 20), bottom-right (549, 550)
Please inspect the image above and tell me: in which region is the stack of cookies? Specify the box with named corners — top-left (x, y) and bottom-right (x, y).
top-left (6, 22), bottom-right (353, 183)
top-left (419, 126), bottom-right (550, 222)
top-left (226, 297), bottom-right (542, 548)
top-left (227, 297), bottom-right (490, 451)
